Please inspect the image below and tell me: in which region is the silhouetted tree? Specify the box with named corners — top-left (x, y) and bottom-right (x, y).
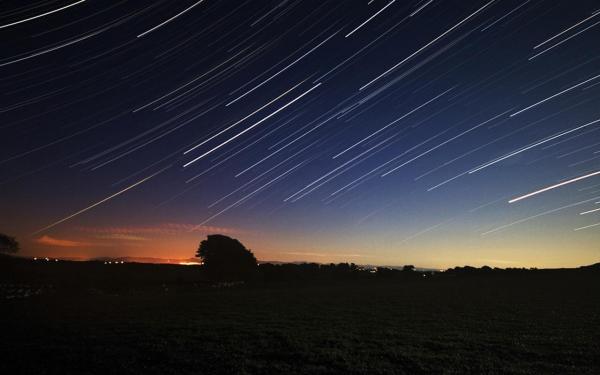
top-left (336, 262), bottom-right (350, 272)
top-left (0, 233), bottom-right (19, 254)
top-left (196, 234), bottom-right (257, 281)
top-left (403, 265), bottom-right (415, 272)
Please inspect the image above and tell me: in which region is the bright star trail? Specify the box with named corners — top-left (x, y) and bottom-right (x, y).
top-left (508, 170), bottom-right (600, 203)
top-left (1, 0), bottom-right (599, 268)
top-left (32, 167), bottom-right (169, 234)
top-left (0, 0), bottom-right (86, 30)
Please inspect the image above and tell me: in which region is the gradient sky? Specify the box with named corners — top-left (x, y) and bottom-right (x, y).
top-left (1, 0), bottom-right (599, 268)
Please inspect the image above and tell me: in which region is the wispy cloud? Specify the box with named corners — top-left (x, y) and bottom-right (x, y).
top-left (75, 223), bottom-right (244, 236)
top-left (476, 258), bottom-right (516, 265)
top-left (35, 235), bottom-right (92, 248)
top-left (94, 234), bottom-right (148, 241)
top-left (284, 252), bottom-right (364, 258)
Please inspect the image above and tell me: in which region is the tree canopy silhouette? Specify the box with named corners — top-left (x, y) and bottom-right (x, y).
top-left (196, 234), bottom-right (257, 281)
top-left (0, 233), bottom-right (19, 254)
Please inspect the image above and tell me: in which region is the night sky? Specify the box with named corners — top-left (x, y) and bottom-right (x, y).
top-left (1, 0), bottom-right (599, 268)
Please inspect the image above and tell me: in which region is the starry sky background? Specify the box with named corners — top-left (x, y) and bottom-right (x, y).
top-left (1, 0), bottom-right (599, 268)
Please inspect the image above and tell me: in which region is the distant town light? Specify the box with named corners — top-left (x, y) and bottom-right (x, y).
top-left (179, 261), bottom-right (202, 266)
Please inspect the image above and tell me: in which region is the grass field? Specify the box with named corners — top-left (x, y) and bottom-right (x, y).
top-left (1, 261), bottom-right (599, 374)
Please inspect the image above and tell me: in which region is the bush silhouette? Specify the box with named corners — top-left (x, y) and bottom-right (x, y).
top-left (0, 233), bottom-right (19, 254)
top-left (196, 234), bottom-right (257, 281)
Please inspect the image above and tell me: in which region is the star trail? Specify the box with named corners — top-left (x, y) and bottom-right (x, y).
top-left (1, 0), bottom-right (599, 268)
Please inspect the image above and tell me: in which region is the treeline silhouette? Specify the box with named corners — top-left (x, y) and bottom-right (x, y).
top-left (1, 233), bottom-right (599, 291)
top-left (2, 254), bottom-right (599, 292)
top-left (258, 262), bottom-right (424, 282)
top-left (0, 255), bottom-right (424, 287)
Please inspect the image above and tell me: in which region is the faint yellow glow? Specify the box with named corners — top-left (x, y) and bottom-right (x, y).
top-left (179, 261), bottom-right (202, 266)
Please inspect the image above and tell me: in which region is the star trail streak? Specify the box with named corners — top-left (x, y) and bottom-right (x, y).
top-left (183, 82), bottom-right (321, 167)
top-left (183, 80), bottom-right (306, 155)
top-left (333, 87), bottom-right (454, 159)
top-left (0, 0), bottom-right (87, 30)
top-left (509, 170), bottom-right (600, 203)
top-left (345, 0), bottom-right (396, 38)
top-left (510, 74), bottom-right (600, 117)
top-left (32, 167), bottom-right (169, 234)
top-left (136, 0), bottom-right (206, 38)
top-left (469, 118), bottom-right (600, 174)
top-left (360, 0), bottom-right (496, 90)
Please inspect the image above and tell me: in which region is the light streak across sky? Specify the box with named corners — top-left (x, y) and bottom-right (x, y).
top-left (509, 170), bottom-right (600, 203)
top-left (0, 1), bottom-right (87, 30)
top-left (32, 167), bottom-right (169, 234)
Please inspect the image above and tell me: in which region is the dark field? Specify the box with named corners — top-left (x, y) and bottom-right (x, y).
top-left (1, 259), bottom-right (599, 374)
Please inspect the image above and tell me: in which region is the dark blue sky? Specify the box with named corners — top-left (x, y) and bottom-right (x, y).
top-left (1, 0), bottom-right (599, 267)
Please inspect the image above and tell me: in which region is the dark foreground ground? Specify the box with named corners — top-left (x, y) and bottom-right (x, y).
top-left (1, 259), bottom-right (599, 374)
